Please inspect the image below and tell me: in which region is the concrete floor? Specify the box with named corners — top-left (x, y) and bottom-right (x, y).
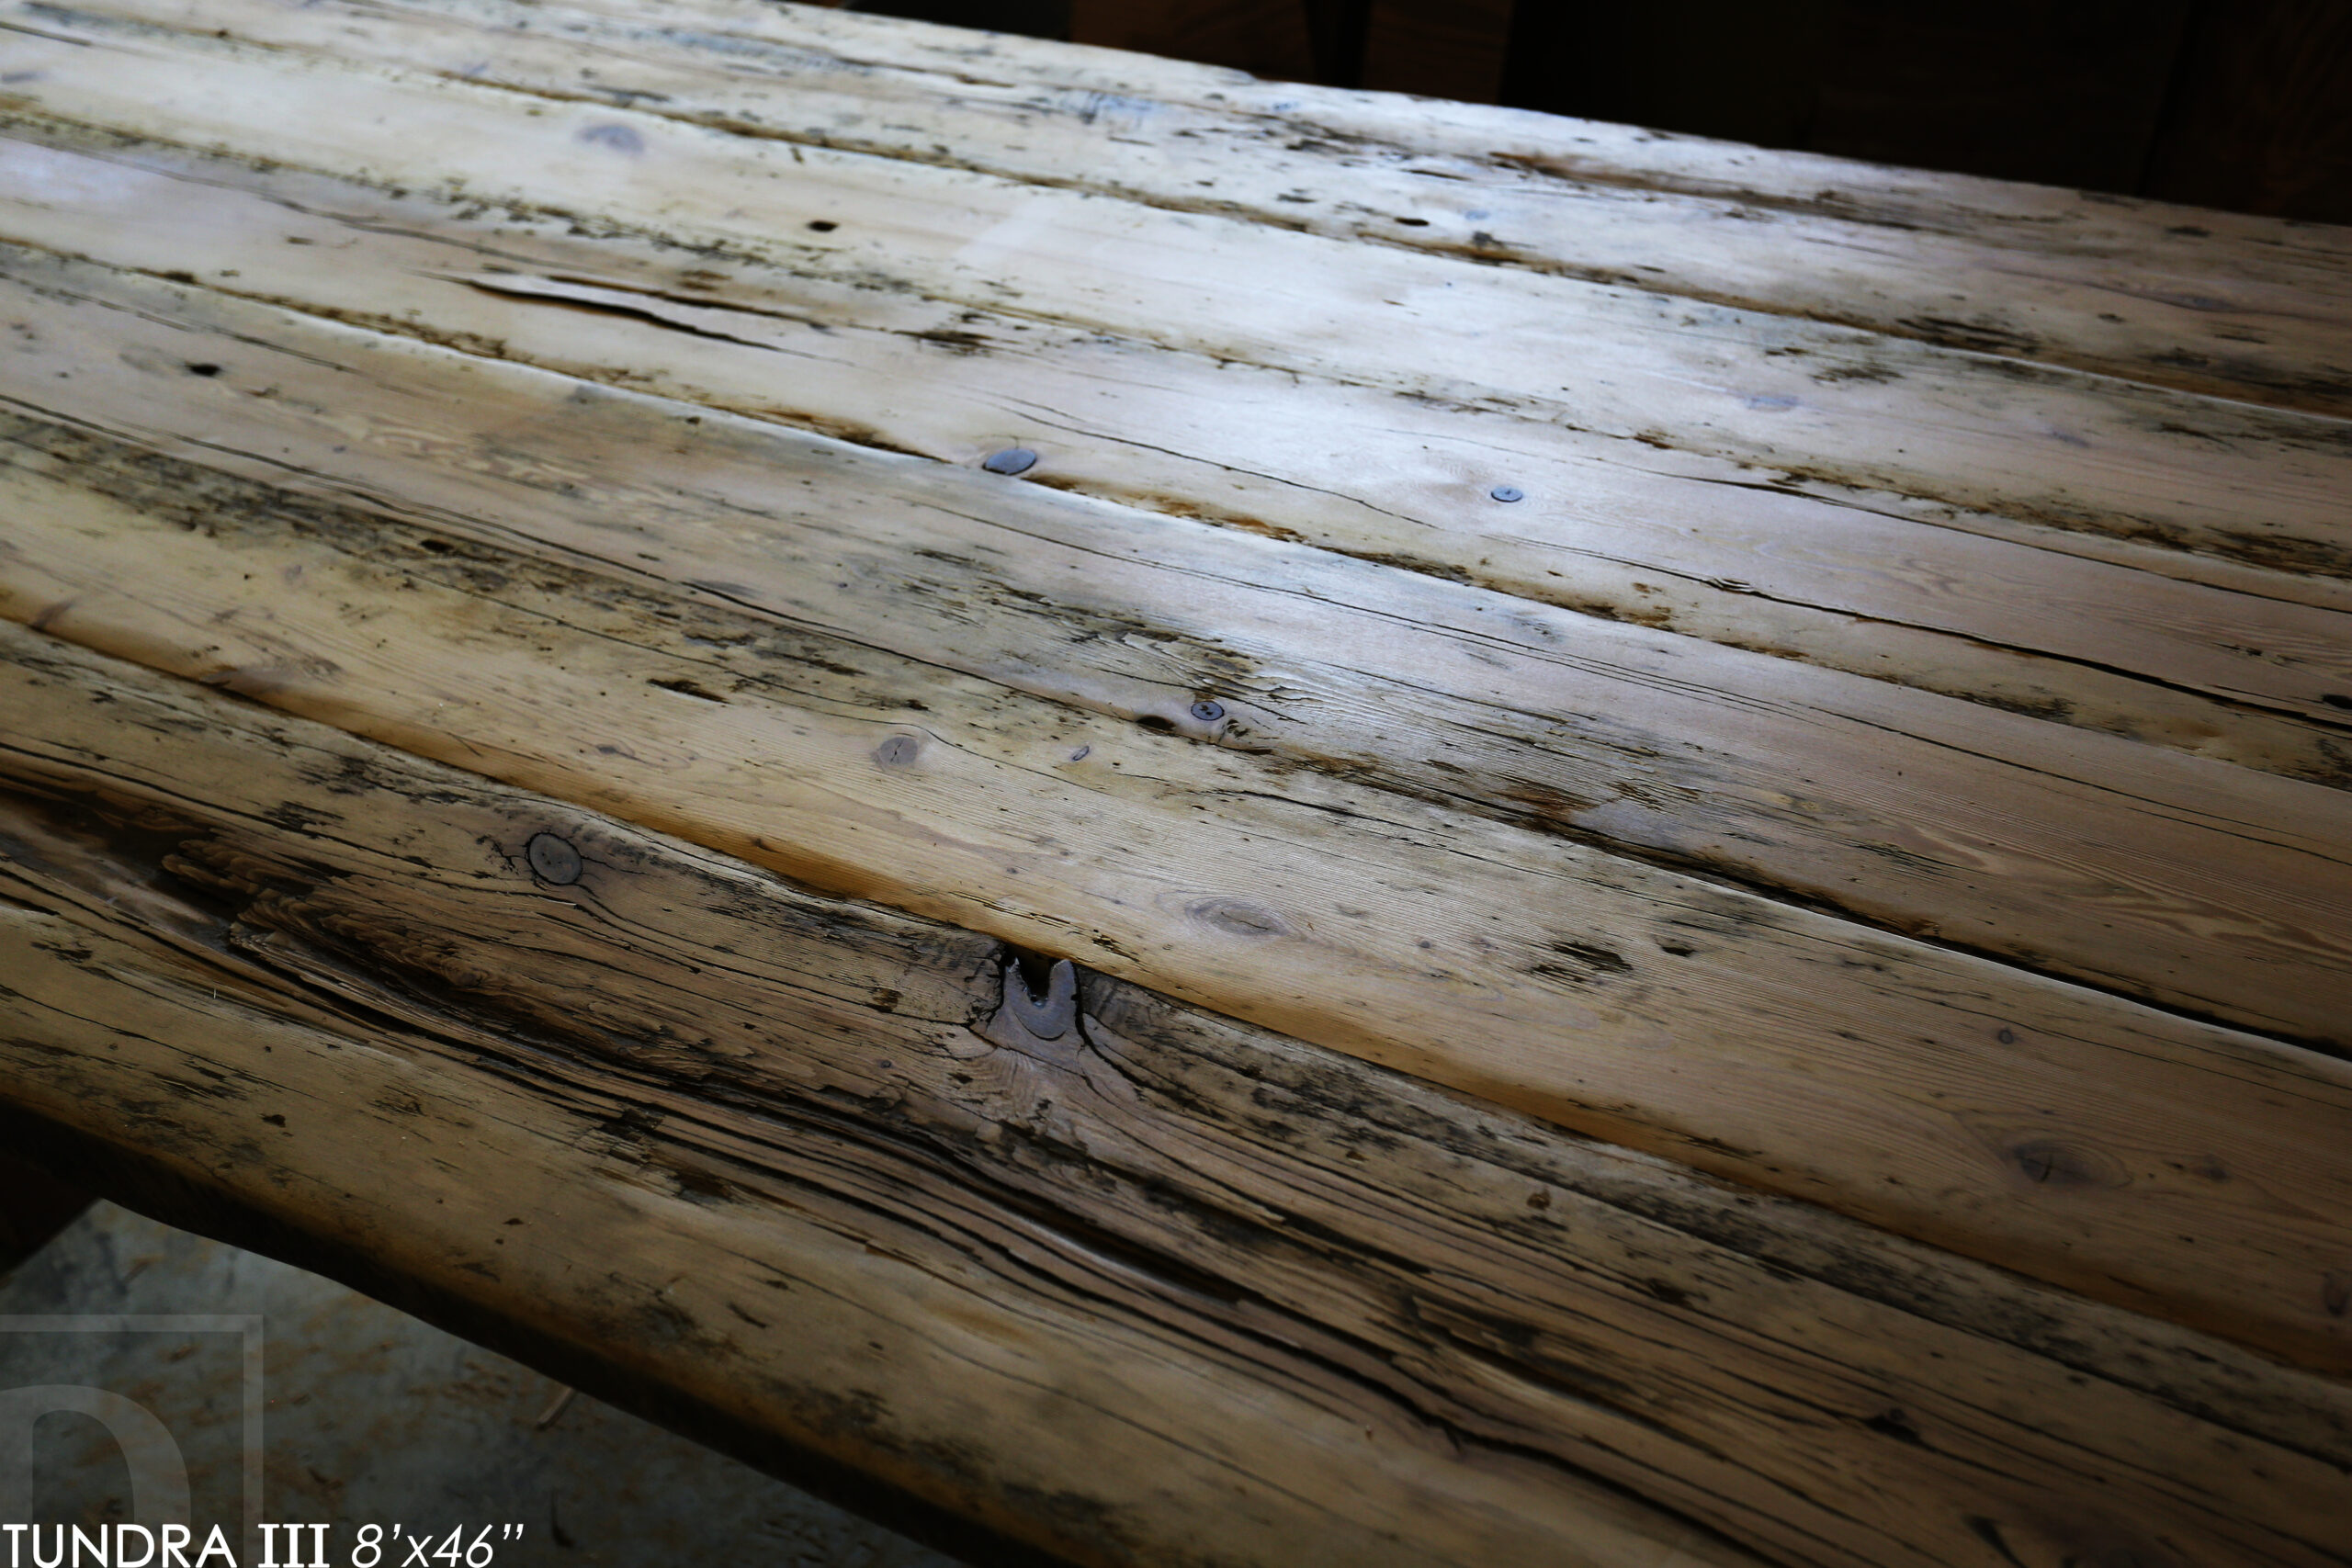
top-left (0, 1202), bottom-right (965, 1566)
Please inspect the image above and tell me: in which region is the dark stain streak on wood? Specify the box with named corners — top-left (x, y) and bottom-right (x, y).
top-left (0, 8), bottom-right (2347, 1561)
top-left (2, 628), bottom-right (2348, 1567)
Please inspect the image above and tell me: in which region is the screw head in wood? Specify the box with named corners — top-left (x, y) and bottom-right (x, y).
top-left (526, 831), bottom-right (583, 886)
top-left (1489, 485), bottom-right (1525, 503)
top-left (982, 447), bottom-right (1038, 476)
top-left (1191, 700), bottom-right (1225, 722)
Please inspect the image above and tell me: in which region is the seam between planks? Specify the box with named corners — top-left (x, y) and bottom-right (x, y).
top-left (33, 0), bottom-right (2352, 418)
top-left (3, 243), bottom-right (2349, 1057)
top-left (6, 7), bottom-right (2352, 592)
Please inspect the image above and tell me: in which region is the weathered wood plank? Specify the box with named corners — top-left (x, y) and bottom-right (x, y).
top-left (0, 937), bottom-right (1748, 1568)
top-left (2, 622), bottom-right (2348, 1568)
top-left (35, 0), bottom-right (2352, 419)
top-left (4, 411), bottom-right (2351, 1371)
top-left (6, 7), bottom-right (2350, 585)
top-left (4, 5), bottom-right (2346, 1560)
top-left (5, 243), bottom-right (2348, 1053)
top-left (5, 127), bottom-right (2347, 788)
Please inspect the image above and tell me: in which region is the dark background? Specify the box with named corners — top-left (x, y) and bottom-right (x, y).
top-left (836, 0), bottom-right (2352, 224)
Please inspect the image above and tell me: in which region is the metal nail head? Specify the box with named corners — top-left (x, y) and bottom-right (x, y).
top-left (526, 831), bottom-right (583, 886)
top-left (1489, 485), bottom-right (1525, 503)
top-left (1190, 700), bottom-right (1226, 723)
top-left (982, 446), bottom-right (1038, 476)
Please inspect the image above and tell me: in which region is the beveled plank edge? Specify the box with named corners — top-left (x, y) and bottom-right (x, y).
top-left (2, 624), bottom-right (2348, 1568)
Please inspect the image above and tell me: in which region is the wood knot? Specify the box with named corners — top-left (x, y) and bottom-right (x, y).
top-left (2007, 1139), bottom-right (2128, 1190)
top-left (1185, 897), bottom-right (1290, 941)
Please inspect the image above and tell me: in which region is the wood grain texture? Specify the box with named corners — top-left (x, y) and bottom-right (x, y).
top-left (5, 126), bottom-right (2345, 795)
top-left (2, 622), bottom-right (2348, 1568)
top-left (1, 3), bottom-right (2349, 1551)
top-left (3, 241), bottom-right (2347, 1052)
top-left (4, 404), bottom-right (2350, 1372)
top-left (28, 0), bottom-right (2352, 422)
top-left (6, 2), bottom-right (2351, 586)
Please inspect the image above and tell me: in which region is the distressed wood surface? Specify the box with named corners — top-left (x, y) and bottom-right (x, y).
top-left (2, 624), bottom-right (2348, 1568)
top-left (0, 127), bottom-right (2346, 789)
top-left (7, 4), bottom-right (2351, 593)
top-left (0, 0), bottom-right (2350, 1557)
top-left (0, 0), bottom-right (2346, 1354)
top-left (7, 243), bottom-right (2352, 1048)
top-left (24, 0), bottom-right (2352, 419)
top-left (6, 401), bottom-right (2352, 1376)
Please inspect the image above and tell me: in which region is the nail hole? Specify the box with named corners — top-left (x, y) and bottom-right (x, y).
top-left (1394, 216), bottom-right (1429, 226)
top-left (186, 363), bottom-right (222, 377)
top-left (807, 219), bottom-right (838, 231)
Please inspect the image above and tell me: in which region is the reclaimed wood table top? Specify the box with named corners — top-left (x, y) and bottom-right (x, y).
top-left (1, 2), bottom-right (2349, 1563)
